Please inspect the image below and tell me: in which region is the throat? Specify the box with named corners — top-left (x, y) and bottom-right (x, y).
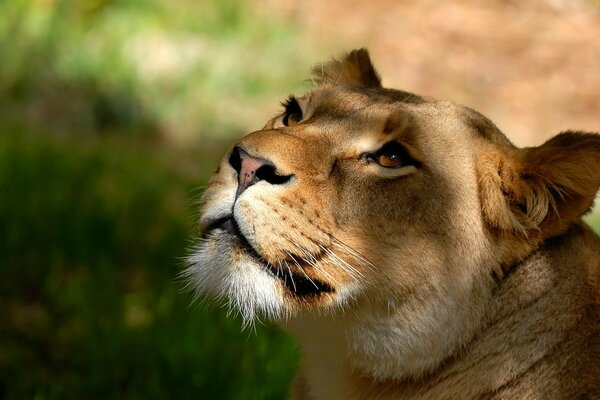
top-left (345, 289), bottom-right (490, 381)
top-left (285, 279), bottom-right (491, 385)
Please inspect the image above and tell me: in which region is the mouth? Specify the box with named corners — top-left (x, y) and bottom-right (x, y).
top-left (204, 217), bottom-right (334, 298)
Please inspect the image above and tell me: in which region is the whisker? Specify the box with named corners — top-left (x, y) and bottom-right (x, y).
top-left (294, 245), bottom-right (343, 287)
top-left (284, 260), bottom-right (297, 293)
top-left (285, 250), bottom-right (320, 290)
top-left (328, 236), bottom-right (394, 284)
top-left (318, 245), bottom-right (357, 279)
top-left (302, 224), bottom-right (380, 275)
top-left (330, 238), bottom-right (379, 271)
top-left (276, 260), bottom-right (284, 280)
top-left (319, 244), bottom-right (363, 279)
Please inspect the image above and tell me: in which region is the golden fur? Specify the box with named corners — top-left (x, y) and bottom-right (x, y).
top-left (186, 49), bottom-right (600, 399)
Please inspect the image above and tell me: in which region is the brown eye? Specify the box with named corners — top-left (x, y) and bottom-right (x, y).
top-left (368, 141), bottom-right (420, 170)
top-left (372, 142), bottom-right (407, 168)
top-left (377, 152), bottom-right (403, 168)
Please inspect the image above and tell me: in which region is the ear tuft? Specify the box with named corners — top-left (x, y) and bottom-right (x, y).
top-left (479, 131), bottom-right (600, 239)
top-left (312, 48), bottom-right (382, 89)
top-left (518, 131), bottom-right (600, 236)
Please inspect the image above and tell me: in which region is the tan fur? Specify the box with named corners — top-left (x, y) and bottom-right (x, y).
top-left (188, 48), bottom-right (600, 399)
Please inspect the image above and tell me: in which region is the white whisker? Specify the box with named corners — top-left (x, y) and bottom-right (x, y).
top-left (285, 250), bottom-right (320, 290)
top-left (331, 239), bottom-right (379, 272)
top-left (295, 245), bottom-right (343, 286)
top-left (284, 260), bottom-right (297, 293)
top-left (328, 236), bottom-right (395, 284)
top-left (319, 244), bottom-right (364, 279)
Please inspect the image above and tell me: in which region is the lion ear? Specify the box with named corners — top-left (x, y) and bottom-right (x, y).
top-left (479, 131), bottom-right (600, 238)
top-left (312, 48), bottom-right (382, 89)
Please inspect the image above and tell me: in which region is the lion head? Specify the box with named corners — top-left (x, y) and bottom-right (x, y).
top-left (186, 49), bottom-right (600, 383)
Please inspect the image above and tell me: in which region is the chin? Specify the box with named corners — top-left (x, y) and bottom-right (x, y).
top-left (185, 219), bottom-right (359, 325)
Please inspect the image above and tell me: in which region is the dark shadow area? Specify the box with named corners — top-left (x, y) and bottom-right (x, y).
top-left (0, 131), bottom-right (298, 399)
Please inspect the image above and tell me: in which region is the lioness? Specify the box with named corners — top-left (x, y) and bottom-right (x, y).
top-left (186, 49), bottom-right (600, 399)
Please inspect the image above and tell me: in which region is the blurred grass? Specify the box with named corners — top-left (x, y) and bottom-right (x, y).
top-left (0, 0), bottom-right (312, 141)
top-left (0, 131), bottom-right (298, 399)
top-left (0, 0), bottom-right (306, 398)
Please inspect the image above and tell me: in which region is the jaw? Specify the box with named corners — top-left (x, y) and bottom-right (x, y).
top-left (185, 232), bottom-right (285, 323)
top-left (185, 228), bottom-right (359, 324)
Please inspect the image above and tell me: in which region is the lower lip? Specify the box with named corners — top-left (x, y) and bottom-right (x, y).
top-left (208, 224), bottom-right (334, 297)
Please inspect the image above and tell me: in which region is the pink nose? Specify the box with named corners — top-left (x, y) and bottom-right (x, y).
top-left (237, 149), bottom-right (268, 195)
top-left (228, 146), bottom-right (292, 196)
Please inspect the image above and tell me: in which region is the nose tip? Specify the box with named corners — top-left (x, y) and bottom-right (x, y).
top-left (228, 146), bottom-right (292, 195)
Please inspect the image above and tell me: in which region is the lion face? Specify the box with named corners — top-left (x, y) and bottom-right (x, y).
top-left (186, 50), bottom-right (600, 380)
top-left (187, 51), bottom-right (501, 326)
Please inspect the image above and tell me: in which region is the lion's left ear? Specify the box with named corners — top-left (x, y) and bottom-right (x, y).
top-left (312, 48), bottom-right (382, 89)
top-left (480, 131), bottom-right (600, 238)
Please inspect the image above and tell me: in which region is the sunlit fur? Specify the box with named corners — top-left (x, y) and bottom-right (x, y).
top-left (186, 49), bottom-right (600, 399)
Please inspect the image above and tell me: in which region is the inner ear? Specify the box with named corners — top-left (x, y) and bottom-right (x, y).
top-left (312, 48), bottom-right (382, 89)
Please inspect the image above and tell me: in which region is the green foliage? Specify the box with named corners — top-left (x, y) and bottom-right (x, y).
top-left (0, 132), bottom-right (298, 399)
top-left (0, 0), bottom-right (311, 139)
top-left (0, 1), bottom-right (310, 397)
top-left (584, 211), bottom-right (600, 235)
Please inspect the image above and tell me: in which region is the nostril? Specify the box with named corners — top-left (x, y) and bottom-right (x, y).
top-left (255, 164), bottom-right (292, 185)
top-left (230, 145), bottom-right (293, 195)
top-left (228, 146), bottom-right (242, 173)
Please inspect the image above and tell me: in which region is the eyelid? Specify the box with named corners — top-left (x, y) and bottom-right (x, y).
top-left (362, 141), bottom-right (402, 160)
top-left (282, 95), bottom-right (300, 111)
top-left (375, 141), bottom-right (405, 155)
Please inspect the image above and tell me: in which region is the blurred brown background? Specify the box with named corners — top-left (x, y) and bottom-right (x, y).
top-left (256, 0), bottom-right (599, 147)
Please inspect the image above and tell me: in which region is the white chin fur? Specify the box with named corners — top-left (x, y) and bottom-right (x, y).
top-left (184, 231), bottom-right (285, 325)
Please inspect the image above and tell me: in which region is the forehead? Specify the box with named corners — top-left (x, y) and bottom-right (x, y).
top-left (295, 86), bottom-right (450, 151)
top-left (305, 85), bottom-right (427, 117)
top-left (296, 85), bottom-right (510, 151)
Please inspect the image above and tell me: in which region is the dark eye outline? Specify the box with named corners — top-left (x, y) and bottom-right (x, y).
top-left (365, 141), bottom-right (421, 169)
top-left (281, 95), bottom-right (303, 126)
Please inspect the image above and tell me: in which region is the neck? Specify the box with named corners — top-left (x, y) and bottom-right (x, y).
top-left (282, 271), bottom-right (492, 399)
top-left (282, 225), bottom-right (598, 399)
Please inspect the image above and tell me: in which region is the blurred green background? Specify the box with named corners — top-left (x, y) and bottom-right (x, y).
top-left (1, 0), bottom-right (599, 399)
top-left (0, 1), bottom-right (309, 399)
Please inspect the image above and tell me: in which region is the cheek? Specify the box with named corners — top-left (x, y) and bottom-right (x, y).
top-left (331, 174), bottom-right (455, 242)
top-left (332, 178), bottom-right (417, 229)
